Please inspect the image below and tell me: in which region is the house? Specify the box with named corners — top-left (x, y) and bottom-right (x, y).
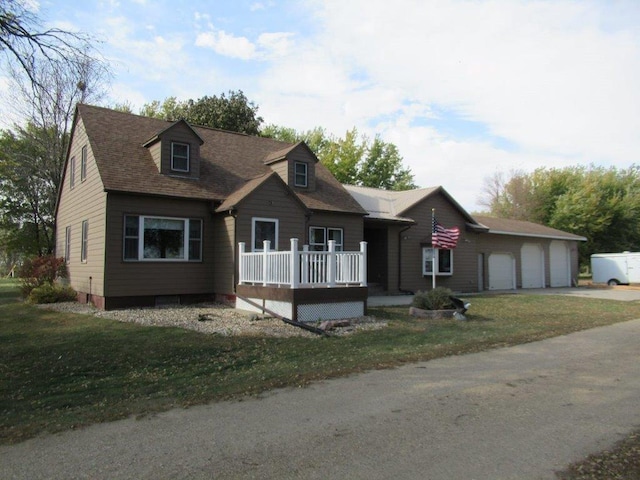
top-left (344, 185), bottom-right (586, 293)
top-left (55, 104), bottom-right (368, 321)
top-left (56, 104), bottom-right (586, 320)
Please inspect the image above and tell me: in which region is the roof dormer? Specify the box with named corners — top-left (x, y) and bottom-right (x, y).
top-left (263, 141), bottom-right (318, 192)
top-left (143, 120), bottom-right (204, 178)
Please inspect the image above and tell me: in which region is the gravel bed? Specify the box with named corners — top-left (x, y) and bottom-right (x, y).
top-left (37, 302), bottom-right (387, 337)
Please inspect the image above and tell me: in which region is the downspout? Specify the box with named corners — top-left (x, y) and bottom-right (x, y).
top-left (398, 224), bottom-right (414, 295)
top-left (229, 208), bottom-right (238, 294)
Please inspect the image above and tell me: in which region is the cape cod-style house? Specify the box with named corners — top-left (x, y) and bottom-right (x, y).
top-left (56, 104), bottom-right (586, 321)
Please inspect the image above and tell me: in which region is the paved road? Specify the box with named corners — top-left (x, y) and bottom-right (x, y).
top-left (2, 318), bottom-right (639, 479)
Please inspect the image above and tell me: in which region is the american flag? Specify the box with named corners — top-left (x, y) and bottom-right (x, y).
top-left (432, 216), bottom-right (460, 249)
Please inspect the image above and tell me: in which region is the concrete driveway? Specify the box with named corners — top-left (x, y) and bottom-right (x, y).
top-left (2, 317), bottom-right (639, 479)
top-left (368, 285), bottom-right (640, 307)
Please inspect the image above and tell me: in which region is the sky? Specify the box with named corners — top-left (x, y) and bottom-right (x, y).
top-left (4, 0), bottom-right (640, 212)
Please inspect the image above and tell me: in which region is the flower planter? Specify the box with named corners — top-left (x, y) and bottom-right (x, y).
top-left (409, 306), bottom-right (455, 319)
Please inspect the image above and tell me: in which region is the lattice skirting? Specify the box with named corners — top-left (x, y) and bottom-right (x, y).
top-left (297, 302), bottom-right (364, 322)
top-left (235, 297), bottom-right (365, 323)
top-left (235, 285), bottom-right (368, 323)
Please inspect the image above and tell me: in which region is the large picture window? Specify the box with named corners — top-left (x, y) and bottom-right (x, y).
top-left (252, 218), bottom-right (278, 251)
top-left (422, 247), bottom-right (453, 276)
top-left (124, 215), bottom-right (202, 261)
top-left (309, 227), bottom-right (343, 251)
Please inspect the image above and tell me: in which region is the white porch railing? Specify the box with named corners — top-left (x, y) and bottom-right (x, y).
top-left (238, 238), bottom-right (367, 288)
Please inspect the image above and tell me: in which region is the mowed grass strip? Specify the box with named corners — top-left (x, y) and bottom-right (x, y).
top-left (2, 278), bottom-right (640, 445)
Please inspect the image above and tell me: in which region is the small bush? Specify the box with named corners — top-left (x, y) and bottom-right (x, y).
top-left (18, 255), bottom-right (67, 297)
top-left (27, 283), bottom-right (77, 304)
top-left (411, 287), bottom-right (454, 310)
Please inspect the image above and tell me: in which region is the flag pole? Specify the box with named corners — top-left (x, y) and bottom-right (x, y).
top-left (431, 208), bottom-right (436, 289)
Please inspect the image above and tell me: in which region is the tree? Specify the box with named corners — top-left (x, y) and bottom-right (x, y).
top-left (0, 1), bottom-right (109, 258)
top-left (0, 0), bottom-right (95, 93)
top-left (140, 91), bottom-right (263, 135)
top-left (0, 125), bottom-right (55, 256)
top-left (262, 125), bottom-right (416, 190)
top-left (479, 165), bottom-right (640, 265)
top-left (358, 135), bottom-right (416, 191)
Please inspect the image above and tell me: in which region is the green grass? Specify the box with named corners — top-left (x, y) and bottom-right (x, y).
top-left (2, 278), bottom-right (640, 445)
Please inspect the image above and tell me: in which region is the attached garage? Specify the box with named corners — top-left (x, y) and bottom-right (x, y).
top-left (488, 253), bottom-right (515, 290)
top-left (476, 215), bottom-right (586, 292)
top-left (521, 243), bottom-right (544, 288)
top-left (549, 240), bottom-right (571, 287)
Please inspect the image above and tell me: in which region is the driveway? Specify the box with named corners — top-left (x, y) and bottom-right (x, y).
top-left (368, 285), bottom-right (640, 306)
top-left (2, 318), bottom-right (639, 479)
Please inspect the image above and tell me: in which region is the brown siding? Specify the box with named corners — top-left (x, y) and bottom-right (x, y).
top-left (55, 118), bottom-right (107, 298)
top-left (287, 148), bottom-right (317, 192)
top-left (234, 175), bottom-right (308, 251)
top-left (212, 214), bottom-right (236, 295)
top-left (104, 194), bottom-right (215, 297)
top-left (306, 212), bottom-right (363, 251)
top-left (269, 160), bottom-right (289, 184)
top-left (476, 234), bottom-right (581, 289)
top-left (154, 123), bottom-right (201, 178)
top-left (399, 194), bottom-right (478, 293)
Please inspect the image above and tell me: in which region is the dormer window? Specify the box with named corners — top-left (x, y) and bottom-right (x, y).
top-left (171, 142), bottom-right (190, 172)
top-left (294, 162), bottom-right (308, 187)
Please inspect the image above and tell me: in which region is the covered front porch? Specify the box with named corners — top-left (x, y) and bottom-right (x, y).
top-left (236, 239), bottom-right (368, 322)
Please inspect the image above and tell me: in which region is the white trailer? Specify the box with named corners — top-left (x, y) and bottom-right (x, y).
top-left (590, 252), bottom-right (640, 285)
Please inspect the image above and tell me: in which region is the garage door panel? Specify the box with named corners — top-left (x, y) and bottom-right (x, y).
top-left (488, 253), bottom-right (515, 290)
top-left (521, 243), bottom-right (544, 289)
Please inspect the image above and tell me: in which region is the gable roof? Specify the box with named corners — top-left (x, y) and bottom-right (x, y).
top-left (75, 104), bottom-right (364, 215)
top-left (473, 215), bottom-right (587, 241)
top-left (343, 184), bottom-right (478, 225)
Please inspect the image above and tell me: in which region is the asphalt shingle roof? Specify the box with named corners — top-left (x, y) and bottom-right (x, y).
top-left (473, 215), bottom-right (587, 241)
top-left (77, 104), bottom-right (365, 215)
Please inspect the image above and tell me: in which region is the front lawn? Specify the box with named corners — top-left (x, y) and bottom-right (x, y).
top-left (2, 278), bottom-right (640, 444)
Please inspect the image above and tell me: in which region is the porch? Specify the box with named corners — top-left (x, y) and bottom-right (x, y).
top-left (236, 239), bottom-right (368, 322)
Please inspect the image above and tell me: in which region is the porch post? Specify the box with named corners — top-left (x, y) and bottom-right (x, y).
top-left (328, 240), bottom-right (336, 287)
top-left (238, 242), bottom-right (246, 285)
top-left (290, 238), bottom-right (299, 289)
top-left (262, 240), bottom-right (270, 286)
top-left (359, 241), bottom-right (368, 287)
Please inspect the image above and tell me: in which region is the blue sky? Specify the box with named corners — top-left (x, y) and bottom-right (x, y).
top-left (4, 0), bottom-right (640, 211)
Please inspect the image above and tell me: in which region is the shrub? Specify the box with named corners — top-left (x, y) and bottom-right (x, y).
top-left (18, 255), bottom-right (67, 297)
top-left (27, 283), bottom-right (77, 304)
top-left (411, 287), bottom-right (454, 310)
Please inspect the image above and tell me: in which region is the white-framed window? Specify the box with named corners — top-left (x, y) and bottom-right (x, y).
top-left (81, 220), bottom-right (88, 263)
top-left (294, 162), bottom-right (308, 187)
top-left (309, 226), bottom-right (343, 251)
top-left (422, 247), bottom-right (453, 276)
top-left (80, 145), bottom-right (87, 181)
top-left (171, 142), bottom-right (190, 172)
top-left (69, 156), bottom-right (76, 188)
top-left (123, 215), bottom-right (202, 261)
top-left (65, 226), bottom-right (71, 263)
top-left (252, 217), bottom-right (278, 251)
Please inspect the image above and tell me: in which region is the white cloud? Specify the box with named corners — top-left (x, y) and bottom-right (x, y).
top-left (195, 30), bottom-right (257, 60)
top-left (253, 0), bottom-right (640, 210)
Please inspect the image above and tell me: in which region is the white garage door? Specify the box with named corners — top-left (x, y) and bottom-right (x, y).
top-left (521, 243), bottom-right (544, 288)
top-left (550, 240), bottom-right (570, 287)
top-left (488, 253), bottom-right (515, 290)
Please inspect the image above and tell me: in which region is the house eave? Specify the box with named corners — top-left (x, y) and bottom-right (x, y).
top-left (486, 229), bottom-right (587, 242)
